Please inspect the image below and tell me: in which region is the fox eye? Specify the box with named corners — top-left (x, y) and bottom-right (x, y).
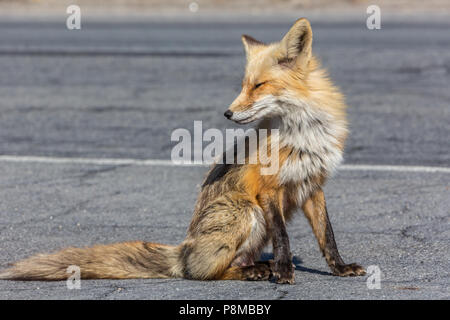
top-left (254, 81), bottom-right (266, 89)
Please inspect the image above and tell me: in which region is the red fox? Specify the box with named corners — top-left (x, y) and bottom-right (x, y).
top-left (0, 18), bottom-right (365, 283)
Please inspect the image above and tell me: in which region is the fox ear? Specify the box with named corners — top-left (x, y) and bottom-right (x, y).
top-left (279, 18), bottom-right (313, 69)
top-left (241, 35), bottom-right (265, 58)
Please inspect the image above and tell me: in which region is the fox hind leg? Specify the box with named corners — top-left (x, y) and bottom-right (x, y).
top-left (180, 193), bottom-right (267, 281)
top-left (302, 188), bottom-right (366, 277)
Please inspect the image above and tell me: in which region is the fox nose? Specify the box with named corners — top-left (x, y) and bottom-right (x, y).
top-left (224, 110), bottom-right (233, 119)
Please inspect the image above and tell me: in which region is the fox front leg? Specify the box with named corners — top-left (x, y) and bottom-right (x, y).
top-left (267, 202), bottom-right (295, 284)
top-left (302, 188), bottom-right (366, 276)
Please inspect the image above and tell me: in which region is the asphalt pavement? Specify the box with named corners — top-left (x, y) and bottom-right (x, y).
top-left (0, 13), bottom-right (448, 299)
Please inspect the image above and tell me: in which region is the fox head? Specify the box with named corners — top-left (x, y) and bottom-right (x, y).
top-left (225, 18), bottom-right (314, 124)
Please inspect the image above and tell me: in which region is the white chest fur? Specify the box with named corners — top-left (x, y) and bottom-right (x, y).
top-left (273, 99), bottom-right (347, 188)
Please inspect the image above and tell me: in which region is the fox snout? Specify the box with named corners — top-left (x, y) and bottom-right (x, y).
top-left (223, 105), bottom-right (251, 124)
top-left (225, 95), bottom-right (278, 124)
top-left (225, 95), bottom-right (257, 124)
top-left (224, 102), bottom-right (265, 124)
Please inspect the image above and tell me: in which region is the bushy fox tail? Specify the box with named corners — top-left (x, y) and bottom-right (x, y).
top-left (0, 241), bottom-right (182, 280)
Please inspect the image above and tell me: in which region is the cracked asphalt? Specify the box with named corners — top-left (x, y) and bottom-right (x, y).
top-left (0, 13), bottom-right (449, 299)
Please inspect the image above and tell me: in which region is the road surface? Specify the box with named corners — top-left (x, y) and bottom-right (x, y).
top-left (0, 13), bottom-right (448, 299)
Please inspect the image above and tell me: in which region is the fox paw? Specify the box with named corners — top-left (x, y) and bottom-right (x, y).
top-left (243, 263), bottom-right (271, 281)
top-left (270, 260), bottom-right (295, 284)
top-left (332, 263), bottom-right (366, 277)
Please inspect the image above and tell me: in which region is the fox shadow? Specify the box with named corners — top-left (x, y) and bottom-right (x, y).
top-left (260, 252), bottom-right (331, 276)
